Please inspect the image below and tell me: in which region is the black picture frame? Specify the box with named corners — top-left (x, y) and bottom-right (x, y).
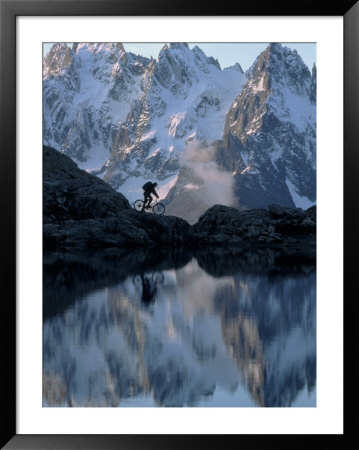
top-left (1, 0), bottom-right (357, 448)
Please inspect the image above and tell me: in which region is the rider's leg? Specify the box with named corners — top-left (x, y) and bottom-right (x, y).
top-left (142, 193), bottom-right (151, 210)
top-left (146, 194), bottom-right (153, 208)
top-left (141, 194), bottom-right (147, 211)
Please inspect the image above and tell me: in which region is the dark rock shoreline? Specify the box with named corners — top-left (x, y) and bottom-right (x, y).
top-left (192, 204), bottom-right (316, 261)
top-left (43, 146), bottom-right (316, 260)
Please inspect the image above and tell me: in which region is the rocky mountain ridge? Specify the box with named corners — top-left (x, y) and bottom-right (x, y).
top-left (43, 43), bottom-right (150, 168)
top-left (222, 43), bottom-right (316, 209)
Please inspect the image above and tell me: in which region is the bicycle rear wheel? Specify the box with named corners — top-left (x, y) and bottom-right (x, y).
top-left (152, 202), bottom-right (165, 215)
top-left (133, 199), bottom-right (144, 211)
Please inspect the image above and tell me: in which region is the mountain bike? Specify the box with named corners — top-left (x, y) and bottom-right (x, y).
top-left (132, 271), bottom-right (165, 289)
top-left (133, 199), bottom-right (166, 215)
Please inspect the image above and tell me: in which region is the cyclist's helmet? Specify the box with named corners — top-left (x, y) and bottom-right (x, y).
top-left (153, 182), bottom-right (158, 187)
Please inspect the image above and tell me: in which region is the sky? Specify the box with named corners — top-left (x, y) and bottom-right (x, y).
top-left (43, 42), bottom-right (316, 72)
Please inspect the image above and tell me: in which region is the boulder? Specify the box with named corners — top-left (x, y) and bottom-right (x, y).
top-left (43, 146), bottom-right (130, 223)
top-left (190, 203), bottom-right (316, 260)
top-left (192, 204), bottom-right (273, 243)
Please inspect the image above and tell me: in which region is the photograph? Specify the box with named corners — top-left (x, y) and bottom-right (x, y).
top-left (2, 0), bottom-right (355, 447)
top-left (42, 41), bottom-right (317, 408)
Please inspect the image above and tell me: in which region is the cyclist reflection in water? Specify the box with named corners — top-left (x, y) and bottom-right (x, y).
top-left (140, 274), bottom-right (157, 304)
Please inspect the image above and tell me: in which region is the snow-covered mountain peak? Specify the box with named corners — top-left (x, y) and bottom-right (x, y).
top-left (191, 45), bottom-right (222, 72)
top-left (219, 43), bottom-right (316, 211)
top-left (43, 42), bottom-right (149, 168)
top-left (72, 43), bottom-right (136, 81)
top-left (226, 43), bottom-right (315, 145)
top-left (73, 42), bottom-right (126, 55)
top-left (153, 43), bottom-right (223, 94)
top-left (247, 43), bottom-right (313, 99)
top-left (43, 43), bottom-right (73, 79)
top-left (153, 43), bottom-right (195, 94)
top-left (168, 42), bottom-right (190, 50)
top-left (224, 62), bottom-right (243, 74)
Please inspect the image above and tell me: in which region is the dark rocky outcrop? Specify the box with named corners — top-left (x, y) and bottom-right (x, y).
top-left (43, 145), bottom-right (131, 223)
top-left (191, 204), bottom-right (316, 261)
top-left (43, 146), bottom-right (315, 259)
top-left (43, 146), bottom-right (190, 249)
top-left (44, 212), bottom-right (191, 250)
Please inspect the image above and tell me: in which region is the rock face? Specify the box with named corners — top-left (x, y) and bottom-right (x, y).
top-left (165, 43), bottom-right (316, 216)
top-left (191, 204), bottom-right (316, 260)
top-left (43, 146), bottom-right (190, 249)
top-left (219, 43), bottom-right (316, 209)
top-left (44, 212), bottom-right (191, 250)
top-left (43, 145), bottom-right (131, 223)
top-left (43, 43), bottom-right (150, 169)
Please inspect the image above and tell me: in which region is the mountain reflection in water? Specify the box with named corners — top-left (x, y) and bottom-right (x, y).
top-left (43, 248), bottom-right (316, 407)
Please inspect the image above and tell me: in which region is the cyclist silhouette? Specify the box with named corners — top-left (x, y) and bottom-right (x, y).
top-left (140, 273), bottom-right (157, 304)
top-left (141, 181), bottom-right (159, 211)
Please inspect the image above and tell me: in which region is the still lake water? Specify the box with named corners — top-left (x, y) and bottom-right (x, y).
top-left (43, 249), bottom-right (316, 407)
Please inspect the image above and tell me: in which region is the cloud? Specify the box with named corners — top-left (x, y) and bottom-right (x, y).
top-left (179, 141), bottom-right (237, 208)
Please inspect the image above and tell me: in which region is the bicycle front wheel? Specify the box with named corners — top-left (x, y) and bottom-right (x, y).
top-left (132, 274), bottom-right (142, 288)
top-left (133, 199), bottom-right (144, 211)
top-left (152, 202), bottom-right (165, 215)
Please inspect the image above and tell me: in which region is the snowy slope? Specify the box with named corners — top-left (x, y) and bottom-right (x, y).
top-left (101, 43), bottom-right (246, 201)
top-left (43, 43), bottom-right (150, 170)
